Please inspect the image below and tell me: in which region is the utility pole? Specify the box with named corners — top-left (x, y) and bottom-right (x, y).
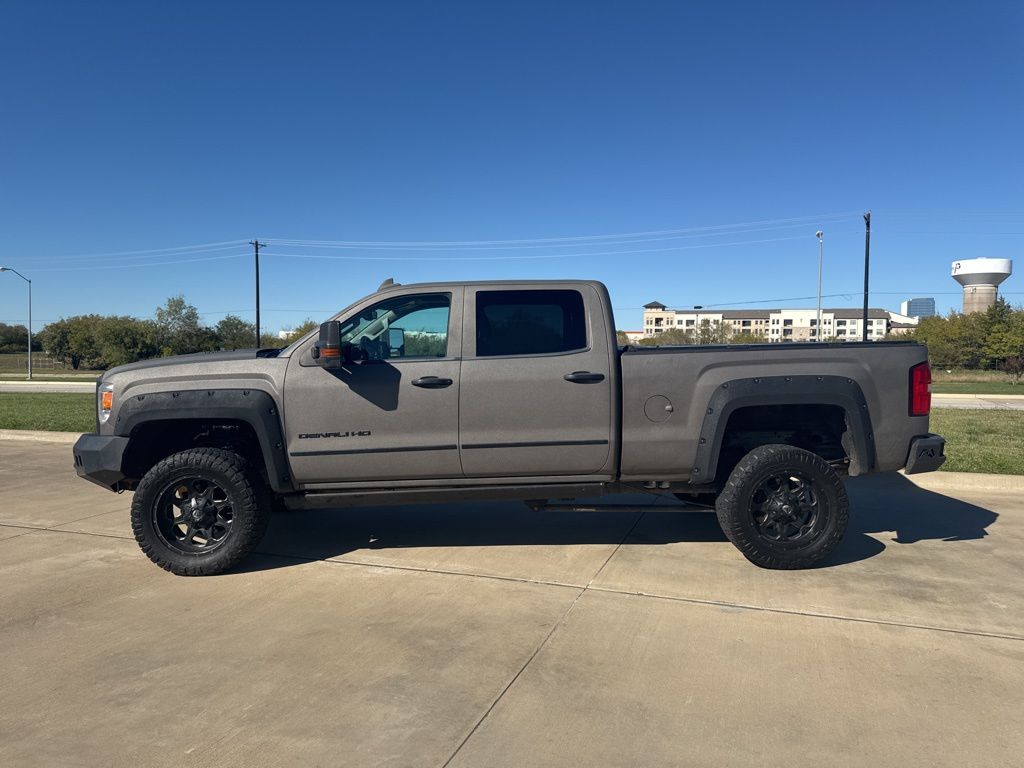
top-left (0, 266), bottom-right (32, 379)
top-left (250, 239), bottom-right (266, 347)
top-left (862, 212), bottom-right (871, 342)
top-left (815, 230), bottom-right (824, 342)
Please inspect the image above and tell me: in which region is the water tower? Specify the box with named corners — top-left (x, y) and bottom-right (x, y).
top-left (951, 258), bottom-right (1013, 313)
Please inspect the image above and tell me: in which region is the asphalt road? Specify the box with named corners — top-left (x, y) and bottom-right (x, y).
top-left (0, 380), bottom-right (96, 393)
top-left (1, 439), bottom-right (1022, 767)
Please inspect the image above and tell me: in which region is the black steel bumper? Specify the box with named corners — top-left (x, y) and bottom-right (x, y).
top-left (904, 433), bottom-right (946, 474)
top-left (73, 434), bottom-right (130, 490)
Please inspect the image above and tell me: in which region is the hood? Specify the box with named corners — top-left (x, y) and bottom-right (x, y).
top-left (104, 348), bottom-right (281, 377)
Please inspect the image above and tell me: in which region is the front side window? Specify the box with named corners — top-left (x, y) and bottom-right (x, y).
top-left (475, 289), bottom-right (587, 357)
top-left (339, 293), bottom-right (450, 360)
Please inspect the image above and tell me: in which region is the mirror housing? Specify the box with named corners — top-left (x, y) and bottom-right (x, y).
top-left (311, 321), bottom-right (343, 369)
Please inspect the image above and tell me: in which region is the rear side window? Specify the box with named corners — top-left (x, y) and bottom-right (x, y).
top-left (475, 289), bottom-right (587, 357)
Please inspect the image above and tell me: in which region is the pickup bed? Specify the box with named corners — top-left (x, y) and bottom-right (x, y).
top-left (74, 279), bottom-right (945, 574)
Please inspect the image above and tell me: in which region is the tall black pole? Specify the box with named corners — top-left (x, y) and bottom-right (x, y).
top-left (250, 239), bottom-right (265, 346)
top-left (862, 212), bottom-right (871, 342)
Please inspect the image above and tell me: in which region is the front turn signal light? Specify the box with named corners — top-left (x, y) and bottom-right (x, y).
top-left (101, 390), bottom-right (113, 411)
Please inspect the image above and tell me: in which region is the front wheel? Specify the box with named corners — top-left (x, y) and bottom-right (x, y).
top-left (715, 444), bottom-right (848, 569)
top-left (130, 448), bottom-right (271, 576)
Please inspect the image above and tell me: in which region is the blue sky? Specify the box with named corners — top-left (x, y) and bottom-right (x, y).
top-left (1, 1), bottom-right (1021, 334)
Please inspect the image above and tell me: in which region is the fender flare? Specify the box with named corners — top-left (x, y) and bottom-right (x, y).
top-left (113, 388), bottom-right (294, 492)
top-left (691, 375), bottom-right (875, 483)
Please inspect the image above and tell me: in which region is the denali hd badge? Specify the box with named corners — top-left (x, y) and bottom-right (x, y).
top-left (298, 431), bottom-right (372, 439)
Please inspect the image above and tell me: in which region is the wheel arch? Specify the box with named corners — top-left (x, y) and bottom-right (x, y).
top-left (114, 389), bottom-right (293, 492)
top-left (692, 375), bottom-right (875, 484)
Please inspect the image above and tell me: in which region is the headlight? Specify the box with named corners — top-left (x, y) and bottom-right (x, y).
top-left (99, 383), bottom-right (114, 423)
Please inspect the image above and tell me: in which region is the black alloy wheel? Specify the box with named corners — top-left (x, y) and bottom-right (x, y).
top-left (749, 472), bottom-right (820, 546)
top-left (131, 448), bottom-right (270, 576)
top-left (715, 444), bottom-right (848, 569)
top-left (153, 477), bottom-right (236, 554)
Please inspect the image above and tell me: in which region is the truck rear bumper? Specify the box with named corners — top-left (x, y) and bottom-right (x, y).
top-left (903, 434), bottom-right (946, 474)
top-left (73, 434), bottom-right (129, 491)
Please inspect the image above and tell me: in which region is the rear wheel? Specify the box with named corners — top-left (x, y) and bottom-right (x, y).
top-left (130, 448), bottom-right (270, 576)
top-left (715, 444), bottom-right (848, 569)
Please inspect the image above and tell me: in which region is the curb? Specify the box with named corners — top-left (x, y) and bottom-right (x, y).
top-left (899, 469), bottom-right (1024, 492)
top-left (933, 393), bottom-right (1024, 401)
top-left (0, 430), bottom-right (80, 444)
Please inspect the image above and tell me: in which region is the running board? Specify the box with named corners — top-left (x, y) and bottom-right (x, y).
top-left (525, 501), bottom-right (715, 513)
top-left (289, 482), bottom-right (608, 510)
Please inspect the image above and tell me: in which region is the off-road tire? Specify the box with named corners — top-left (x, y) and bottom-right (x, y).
top-left (716, 444), bottom-right (848, 569)
top-left (130, 448), bottom-right (271, 576)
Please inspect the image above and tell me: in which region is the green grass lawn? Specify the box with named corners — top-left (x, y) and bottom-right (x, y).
top-left (0, 393), bottom-right (95, 432)
top-left (0, 395), bottom-right (1020, 476)
top-left (929, 408), bottom-right (1024, 475)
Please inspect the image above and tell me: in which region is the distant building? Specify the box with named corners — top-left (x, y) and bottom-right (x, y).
top-left (899, 297), bottom-right (936, 319)
top-left (622, 331), bottom-right (646, 343)
top-left (641, 302), bottom-right (916, 342)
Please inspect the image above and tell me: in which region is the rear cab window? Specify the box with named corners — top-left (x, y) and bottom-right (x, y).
top-left (475, 289), bottom-right (587, 357)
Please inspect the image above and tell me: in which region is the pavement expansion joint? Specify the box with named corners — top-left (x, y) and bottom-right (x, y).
top-left (439, 510), bottom-right (648, 768)
top-left (9, 517), bottom-right (1021, 644)
top-left (584, 585), bottom-right (1024, 642)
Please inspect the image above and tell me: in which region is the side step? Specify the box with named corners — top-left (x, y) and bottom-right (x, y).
top-left (525, 500), bottom-right (716, 513)
top-left (290, 482), bottom-right (608, 510)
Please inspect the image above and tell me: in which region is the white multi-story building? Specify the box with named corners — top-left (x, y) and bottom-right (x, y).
top-left (641, 301), bottom-right (912, 342)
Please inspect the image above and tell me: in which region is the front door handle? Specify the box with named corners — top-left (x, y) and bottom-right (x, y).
top-left (412, 376), bottom-right (453, 389)
top-left (563, 371), bottom-right (605, 384)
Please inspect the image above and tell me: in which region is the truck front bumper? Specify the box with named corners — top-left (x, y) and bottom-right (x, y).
top-left (903, 433), bottom-right (946, 474)
top-left (73, 434), bottom-right (130, 491)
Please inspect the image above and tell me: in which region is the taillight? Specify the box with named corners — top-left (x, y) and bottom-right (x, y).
top-left (910, 362), bottom-right (931, 416)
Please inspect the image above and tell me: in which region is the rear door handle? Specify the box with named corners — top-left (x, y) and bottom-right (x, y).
top-left (563, 371), bottom-right (605, 383)
top-left (412, 376), bottom-right (453, 389)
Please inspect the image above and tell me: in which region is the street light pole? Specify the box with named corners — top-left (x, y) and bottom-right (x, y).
top-left (815, 230), bottom-right (824, 342)
top-left (0, 266), bottom-right (32, 379)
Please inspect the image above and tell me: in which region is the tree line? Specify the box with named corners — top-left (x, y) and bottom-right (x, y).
top-left (0, 323), bottom-right (42, 354)
top-left (37, 296), bottom-right (317, 370)
top-left (617, 323), bottom-right (777, 347)
top-left (908, 298), bottom-right (1024, 380)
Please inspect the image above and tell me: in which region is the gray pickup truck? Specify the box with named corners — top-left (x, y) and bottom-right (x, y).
top-left (74, 279), bottom-right (945, 575)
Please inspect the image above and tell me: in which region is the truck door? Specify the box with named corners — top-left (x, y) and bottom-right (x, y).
top-left (283, 288), bottom-right (464, 484)
top-left (459, 285), bottom-right (615, 478)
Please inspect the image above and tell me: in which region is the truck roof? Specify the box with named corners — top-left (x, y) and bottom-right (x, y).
top-left (374, 278), bottom-right (606, 293)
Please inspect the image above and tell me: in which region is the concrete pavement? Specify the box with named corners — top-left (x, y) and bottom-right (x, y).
top-left (1, 440), bottom-right (1022, 767)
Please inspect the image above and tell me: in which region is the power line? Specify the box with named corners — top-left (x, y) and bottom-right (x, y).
top-left (26, 253), bottom-right (249, 272)
top-left (26, 243), bottom-right (249, 265)
top-left (264, 234), bottom-right (859, 263)
top-left (264, 219), bottom-right (860, 252)
top-left (28, 240), bottom-right (249, 261)
top-left (262, 212), bottom-right (862, 249)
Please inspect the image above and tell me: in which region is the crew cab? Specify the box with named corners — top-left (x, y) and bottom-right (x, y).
top-left (73, 279), bottom-right (945, 575)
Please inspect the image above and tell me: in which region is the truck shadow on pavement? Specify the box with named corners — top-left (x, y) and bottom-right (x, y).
top-left (240, 473), bottom-right (998, 573)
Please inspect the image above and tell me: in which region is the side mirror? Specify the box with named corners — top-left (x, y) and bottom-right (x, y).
top-left (387, 327), bottom-right (405, 357)
top-left (311, 321), bottom-right (343, 369)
